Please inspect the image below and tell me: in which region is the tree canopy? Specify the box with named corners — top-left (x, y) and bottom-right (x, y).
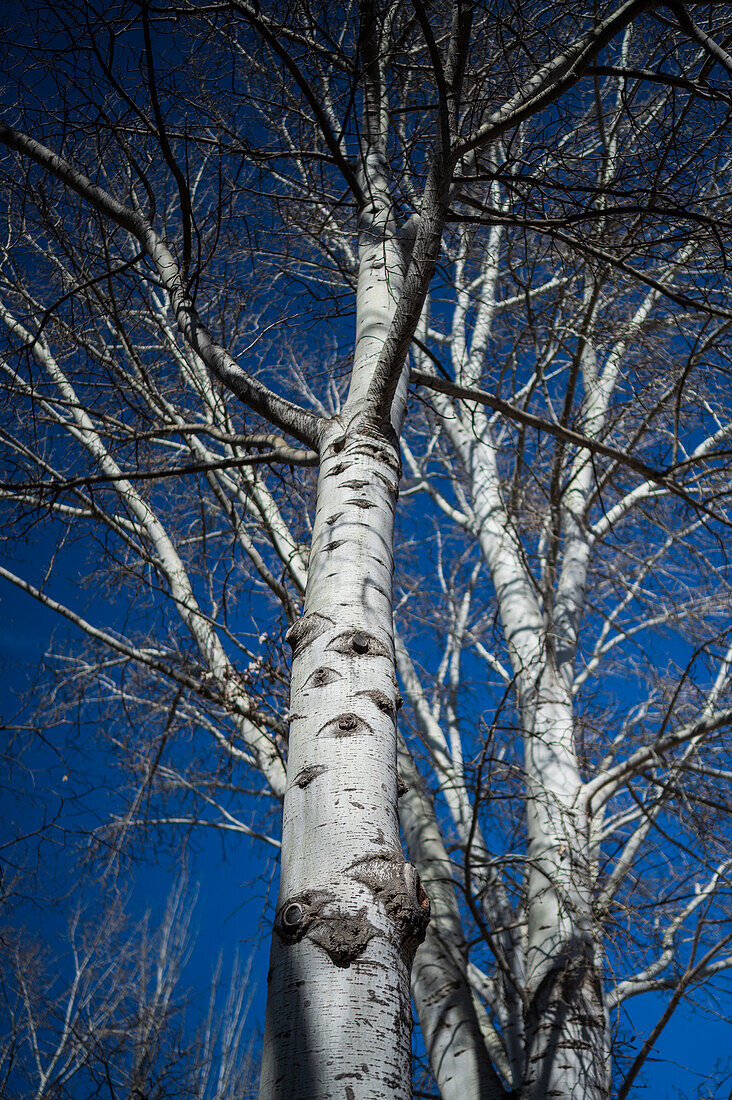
top-left (2, 2), bottom-right (732, 1097)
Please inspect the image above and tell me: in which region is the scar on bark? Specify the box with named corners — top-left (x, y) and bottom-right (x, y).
top-left (274, 890), bottom-right (375, 967)
top-left (351, 854), bottom-right (430, 960)
top-left (303, 665), bottom-right (342, 688)
top-left (318, 712), bottom-right (375, 737)
top-left (293, 763), bottom-right (329, 789)
top-left (356, 688), bottom-right (396, 716)
top-left (327, 628), bottom-right (391, 658)
top-left (285, 612), bottom-right (334, 656)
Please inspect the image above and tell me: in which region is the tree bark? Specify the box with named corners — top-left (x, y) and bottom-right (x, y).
top-left (521, 676), bottom-right (609, 1100)
top-left (398, 740), bottom-right (509, 1099)
top-left (259, 172), bottom-right (429, 1093)
top-left (259, 418), bottom-right (429, 1098)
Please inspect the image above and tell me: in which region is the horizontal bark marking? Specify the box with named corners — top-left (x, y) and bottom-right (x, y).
top-left (285, 611), bottom-right (334, 656)
top-left (358, 441), bottom-right (399, 466)
top-left (342, 478), bottom-right (370, 490)
top-left (327, 629), bottom-right (391, 658)
top-left (372, 467), bottom-right (399, 494)
top-left (320, 538), bottom-right (346, 553)
top-left (317, 712), bottom-right (375, 737)
top-left (345, 497), bottom-right (377, 508)
top-left (303, 665), bottom-right (343, 688)
top-left (366, 580), bottom-right (390, 599)
top-left (328, 433), bottom-right (347, 456)
top-left (325, 510), bottom-right (344, 526)
top-left (292, 763), bottom-right (329, 789)
top-left (356, 688), bottom-right (396, 716)
top-left (324, 460), bottom-right (349, 477)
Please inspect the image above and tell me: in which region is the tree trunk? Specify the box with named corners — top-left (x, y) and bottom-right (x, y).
top-left (398, 740), bottom-right (509, 1099)
top-left (259, 419), bottom-right (429, 1098)
top-left (259, 186), bottom-right (430, 1095)
top-left (521, 677), bottom-right (610, 1100)
top-left (439, 411), bottom-right (611, 1099)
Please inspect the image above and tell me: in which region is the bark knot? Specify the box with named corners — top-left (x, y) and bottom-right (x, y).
top-left (304, 665), bottom-right (342, 689)
top-left (318, 712), bottom-right (374, 737)
top-left (274, 890), bottom-right (376, 967)
top-left (350, 854), bottom-right (430, 960)
top-left (292, 763), bottom-right (328, 789)
top-left (357, 688), bottom-right (395, 716)
top-left (327, 628), bottom-right (391, 659)
top-left (285, 612), bottom-right (333, 656)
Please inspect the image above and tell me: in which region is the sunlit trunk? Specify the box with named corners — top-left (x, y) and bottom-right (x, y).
top-left (259, 201), bottom-right (430, 1098)
top-left (521, 677), bottom-right (609, 1100)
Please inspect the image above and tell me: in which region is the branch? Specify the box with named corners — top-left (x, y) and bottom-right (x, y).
top-left (450, 0), bottom-right (655, 162)
top-left (230, 0), bottom-right (364, 206)
top-left (411, 369), bottom-right (727, 523)
top-left (584, 705), bottom-right (732, 809)
top-left (587, 63), bottom-right (732, 102)
top-left (0, 563), bottom-right (287, 793)
top-left (362, 0), bottom-right (475, 423)
top-left (1, 447), bottom-right (317, 494)
top-left (666, 1), bottom-right (732, 79)
top-left (0, 122), bottom-right (322, 448)
top-left (106, 816), bottom-right (280, 848)
top-left (451, 206), bottom-right (732, 322)
top-left (617, 922), bottom-right (732, 1100)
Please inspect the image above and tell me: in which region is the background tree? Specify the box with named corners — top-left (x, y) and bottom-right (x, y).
top-left (0, 878), bottom-right (259, 1099)
top-left (2, 1), bottom-right (732, 1098)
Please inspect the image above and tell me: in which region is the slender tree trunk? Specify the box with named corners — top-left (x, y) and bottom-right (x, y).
top-left (398, 741), bottom-right (508, 1099)
top-left (260, 195), bottom-right (429, 1096)
top-left (438, 410), bottom-right (611, 1099)
top-left (259, 419), bottom-right (429, 1098)
top-left (521, 677), bottom-right (609, 1100)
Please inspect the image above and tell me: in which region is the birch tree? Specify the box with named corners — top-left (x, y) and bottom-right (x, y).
top-left (2, 1), bottom-right (732, 1098)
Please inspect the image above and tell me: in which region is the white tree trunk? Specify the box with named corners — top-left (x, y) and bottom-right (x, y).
top-left (521, 675), bottom-right (609, 1100)
top-left (259, 198), bottom-right (429, 1096)
top-left (258, 420), bottom-right (429, 1098)
top-left (439, 408), bottom-right (610, 1100)
top-left (397, 741), bottom-right (508, 1099)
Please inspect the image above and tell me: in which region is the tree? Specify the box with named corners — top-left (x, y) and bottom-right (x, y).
top-left (0, 877), bottom-right (259, 1099)
top-left (2, 1), bottom-right (732, 1097)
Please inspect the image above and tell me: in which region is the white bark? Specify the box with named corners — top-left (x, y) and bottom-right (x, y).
top-left (397, 741), bottom-right (509, 1098)
top-left (259, 414), bottom-right (427, 1098)
top-left (259, 192), bottom-right (427, 1095)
